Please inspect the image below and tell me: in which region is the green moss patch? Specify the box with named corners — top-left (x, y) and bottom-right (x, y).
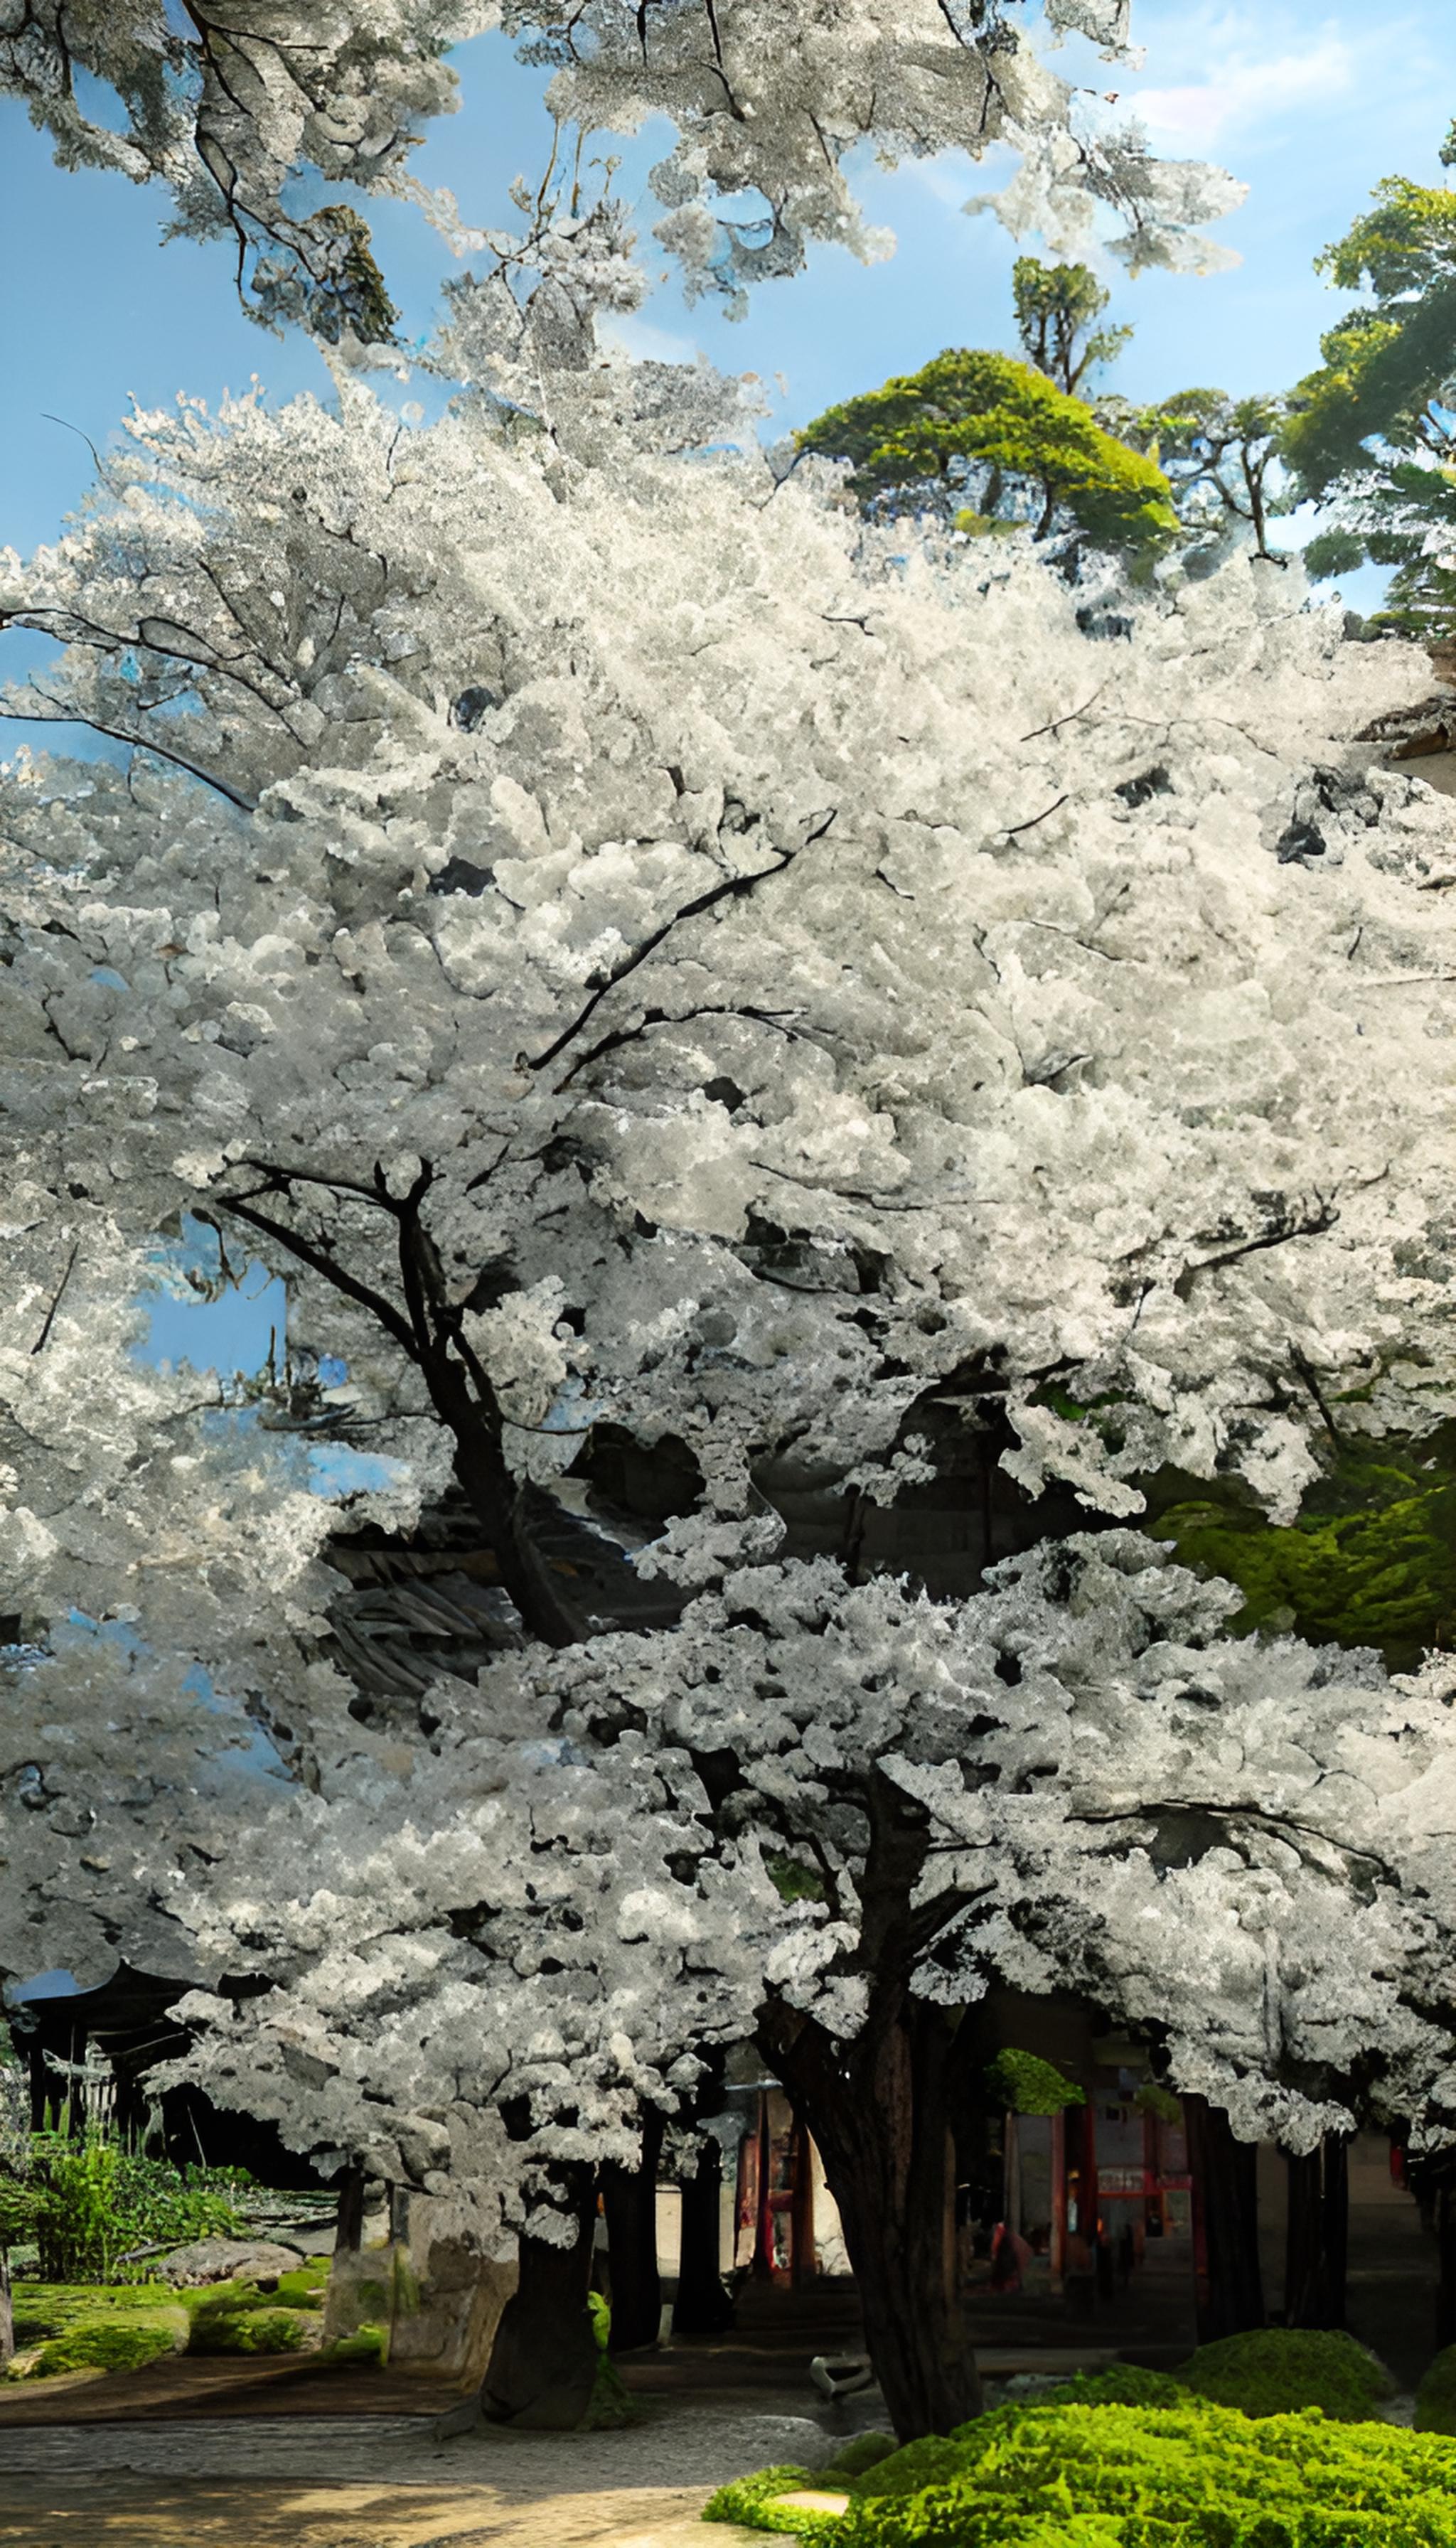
top-left (27, 2322), bottom-right (178, 2378)
top-left (185, 2284), bottom-right (310, 2356)
top-left (1175, 2326), bottom-right (1395, 2421)
top-left (318, 2324), bottom-right (387, 2367)
top-left (8, 2280), bottom-right (188, 2380)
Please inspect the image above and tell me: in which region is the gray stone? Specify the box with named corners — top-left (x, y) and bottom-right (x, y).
top-left (157, 2236), bottom-right (304, 2286)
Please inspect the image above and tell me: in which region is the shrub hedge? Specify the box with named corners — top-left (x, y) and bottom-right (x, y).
top-left (1175, 2328), bottom-right (1395, 2421)
top-left (703, 2355), bottom-right (1454, 2548)
top-left (1416, 2348), bottom-right (1456, 2436)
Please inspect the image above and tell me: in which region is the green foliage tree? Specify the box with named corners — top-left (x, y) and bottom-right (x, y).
top-left (984, 2050), bottom-right (1086, 2117)
top-left (1148, 1425), bottom-right (1456, 1674)
top-left (1115, 389), bottom-right (1295, 561)
top-left (796, 349), bottom-right (1178, 559)
top-left (1283, 175), bottom-right (1456, 638)
top-left (1012, 255), bottom-right (1133, 397)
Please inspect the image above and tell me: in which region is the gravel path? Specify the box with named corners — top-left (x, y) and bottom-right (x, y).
top-left (0, 2404), bottom-right (832, 2548)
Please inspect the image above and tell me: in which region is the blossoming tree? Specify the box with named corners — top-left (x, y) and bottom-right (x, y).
top-left (3, 0), bottom-right (1456, 2432)
top-left (3, 331), bottom-right (1456, 2419)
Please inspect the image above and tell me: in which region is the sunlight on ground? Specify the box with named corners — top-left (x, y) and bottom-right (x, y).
top-left (0, 2477), bottom-right (753, 2548)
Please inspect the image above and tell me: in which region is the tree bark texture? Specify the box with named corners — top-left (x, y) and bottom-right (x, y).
top-left (673, 2138), bottom-right (735, 2335)
top-left (757, 1772), bottom-right (984, 2441)
top-left (1283, 2136), bottom-right (1348, 2330)
top-left (1410, 2158), bottom-right (1456, 2351)
top-left (1186, 2095), bottom-right (1265, 2342)
top-left (600, 2104), bottom-right (664, 2352)
top-left (333, 2163), bottom-right (366, 2256)
top-left (480, 2170), bottom-right (599, 2428)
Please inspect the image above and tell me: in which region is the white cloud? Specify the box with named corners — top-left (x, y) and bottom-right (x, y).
top-left (1129, 36), bottom-right (1354, 146)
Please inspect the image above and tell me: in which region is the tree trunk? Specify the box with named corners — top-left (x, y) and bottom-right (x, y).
top-left (674, 2137), bottom-right (734, 2335)
top-left (0, 2249), bottom-right (11, 2367)
top-left (333, 2163), bottom-right (366, 2255)
top-left (1186, 2095), bottom-right (1264, 2342)
top-left (757, 1772), bottom-right (985, 2442)
top-left (480, 2172), bottom-right (599, 2428)
top-left (600, 2105), bottom-right (664, 2352)
top-left (1410, 2158), bottom-right (1456, 2350)
top-left (1438, 2183), bottom-right (1456, 2352)
top-left (790, 2114), bottom-right (817, 2289)
top-left (1284, 2136), bottom-right (1347, 2329)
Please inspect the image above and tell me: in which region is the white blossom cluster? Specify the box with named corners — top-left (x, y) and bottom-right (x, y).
top-left (78, 1531), bottom-right (1456, 2187)
top-left (146, 1713), bottom-right (794, 2236)
top-left (0, 2), bottom-right (1243, 338)
top-left (522, 1532), bottom-right (1456, 2154)
top-left (1, 371), bottom-right (1452, 1615)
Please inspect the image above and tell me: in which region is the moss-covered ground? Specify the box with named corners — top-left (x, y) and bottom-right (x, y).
top-left (5, 2255), bottom-right (385, 2380)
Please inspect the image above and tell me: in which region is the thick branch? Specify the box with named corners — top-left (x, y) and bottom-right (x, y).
top-left (212, 1191), bottom-right (419, 1360)
top-left (0, 705), bottom-right (257, 813)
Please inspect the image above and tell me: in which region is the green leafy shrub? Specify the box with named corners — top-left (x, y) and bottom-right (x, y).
top-left (1177, 2326), bottom-right (1395, 2421)
top-left (1133, 2082), bottom-right (1182, 2125)
top-left (1415, 2347), bottom-right (1456, 2435)
top-left (28, 2321), bottom-right (176, 2378)
top-left (1031, 2365), bottom-right (1192, 2414)
top-left (1150, 1430), bottom-right (1456, 1671)
top-left (984, 2049), bottom-right (1086, 2116)
top-left (580, 2285), bottom-right (638, 2427)
top-left (23, 2129), bottom-right (246, 2282)
top-left (847, 2437), bottom-right (981, 2500)
top-left (713, 2402), bottom-right (1456, 2546)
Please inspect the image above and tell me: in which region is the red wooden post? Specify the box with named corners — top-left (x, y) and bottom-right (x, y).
top-left (752, 2092), bottom-right (776, 2278)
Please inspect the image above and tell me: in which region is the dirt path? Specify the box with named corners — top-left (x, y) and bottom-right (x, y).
top-left (0, 2404), bottom-right (825, 2548)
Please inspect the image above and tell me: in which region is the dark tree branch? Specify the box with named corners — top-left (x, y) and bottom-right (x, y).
top-left (1173, 1200), bottom-right (1339, 1300)
top-left (30, 1242), bottom-right (80, 1356)
top-left (1002, 793), bottom-right (1069, 839)
top-left (212, 1191), bottom-right (419, 1361)
top-left (555, 999), bottom-right (804, 1089)
top-left (528, 815), bottom-right (834, 1074)
top-left (0, 705), bottom-right (257, 813)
